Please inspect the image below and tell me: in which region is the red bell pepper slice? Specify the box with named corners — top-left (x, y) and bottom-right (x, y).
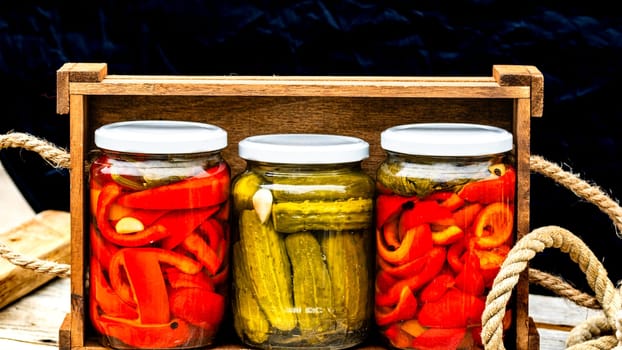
top-left (474, 244), bottom-right (510, 287)
top-left (376, 194), bottom-right (417, 228)
top-left (95, 314), bottom-right (193, 349)
top-left (182, 232), bottom-right (224, 275)
top-left (116, 163), bottom-right (230, 210)
top-left (96, 183), bottom-right (170, 247)
top-left (380, 217), bottom-right (401, 250)
top-left (428, 191), bottom-right (465, 212)
top-left (399, 200), bottom-right (453, 234)
top-left (377, 223), bottom-right (433, 265)
top-left (90, 226), bottom-right (118, 270)
top-left (163, 267), bottom-right (214, 291)
top-left (452, 202), bottom-right (483, 231)
top-left (383, 322), bottom-right (414, 349)
top-left (376, 247), bottom-right (446, 307)
top-left (419, 273), bottom-right (455, 303)
top-left (157, 207), bottom-right (220, 249)
top-left (431, 225), bottom-right (464, 245)
top-left (377, 250), bottom-right (428, 279)
top-left (169, 287), bottom-right (225, 332)
top-left (472, 202), bottom-right (514, 249)
top-left (118, 248), bottom-right (170, 324)
top-left (447, 240), bottom-right (467, 272)
top-left (375, 286), bottom-right (418, 326)
top-left (90, 256), bottom-right (138, 319)
top-left (454, 252), bottom-right (486, 296)
top-left (458, 167), bottom-right (516, 204)
top-left (418, 288), bottom-right (485, 328)
top-left (411, 327), bottom-right (467, 350)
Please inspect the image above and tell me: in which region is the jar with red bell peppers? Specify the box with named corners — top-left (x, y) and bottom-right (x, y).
top-left (88, 120), bottom-right (231, 349)
top-left (231, 134), bottom-right (375, 349)
top-left (375, 123), bottom-right (516, 350)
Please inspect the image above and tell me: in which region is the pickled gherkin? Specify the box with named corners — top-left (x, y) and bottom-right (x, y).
top-left (238, 210), bottom-right (297, 331)
top-left (285, 232), bottom-right (335, 334)
top-left (232, 243), bottom-right (270, 344)
top-left (232, 171), bottom-right (263, 211)
top-left (272, 198), bottom-right (372, 233)
top-left (321, 231), bottom-right (371, 332)
top-left (268, 172), bottom-right (374, 202)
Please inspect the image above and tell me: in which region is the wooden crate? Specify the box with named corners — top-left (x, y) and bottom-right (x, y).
top-left (55, 63), bottom-right (544, 350)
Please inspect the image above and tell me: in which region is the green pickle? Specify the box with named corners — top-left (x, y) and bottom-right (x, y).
top-left (232, 134), bottom-right (374, 349)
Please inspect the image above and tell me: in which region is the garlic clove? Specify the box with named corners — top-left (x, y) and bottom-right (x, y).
top-left (252, 188), bottom-right (273, 223)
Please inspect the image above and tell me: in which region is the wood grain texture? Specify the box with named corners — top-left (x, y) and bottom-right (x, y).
top-left (58, 64), bottom-right (544, 350)
top-left (0, 210), bottom-right (70, 309)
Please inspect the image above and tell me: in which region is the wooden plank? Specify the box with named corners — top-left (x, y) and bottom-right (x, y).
top-left (56, 63), bottom-right (107, 115)
top-left (0, 210), bottom-right (70, 309)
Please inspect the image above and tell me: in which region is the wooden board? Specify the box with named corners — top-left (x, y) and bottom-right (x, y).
top-left (0, 210), bottom-right (70, 309)
top-left (56, 63), bottom-right (544, 350)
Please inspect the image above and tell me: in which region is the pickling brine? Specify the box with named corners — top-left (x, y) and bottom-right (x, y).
top-left (375, 123), bottom-right (516, 350)
top-left (88, 120), bottom-right (230, 349)
top-left (231, 134), bottom-right (375, 349)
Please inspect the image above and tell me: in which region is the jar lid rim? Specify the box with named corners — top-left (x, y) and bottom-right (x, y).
top-left (94, 120), bottom-right (228, 154)
top-left (238, 134), bottom-right (369, 164)
top-left (381, 123), bottom-right (513, 156)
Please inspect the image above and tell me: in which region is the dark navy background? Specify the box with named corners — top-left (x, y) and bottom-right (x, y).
top-left (1, 1), bottom-right (621, 296)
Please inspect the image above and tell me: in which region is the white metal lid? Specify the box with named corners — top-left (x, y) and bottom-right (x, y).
top-left (94, 120), bottom-right (227, 154)
top-left (238, 134), bottom-right (369, 164)
top-left (381, 123), bottom-right (513, 156)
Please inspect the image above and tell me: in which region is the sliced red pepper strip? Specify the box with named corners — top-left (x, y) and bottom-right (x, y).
top-left (428, 191), bottom-right (465, 212)
top-left (458, 167), bottom-right (516, 204)
top-left (107, 203), bottom-right (167, 224)
top-left (96, 314), bottom-right (192, 349)
top-left (454, 252), bottom-right (486, 296)
top-left (376, 194), bottom-right (417, 229)
top-left (375, 269), bottom-right (399, 294)
top-left (377, 250), bottom-right (428, 279)
top-left (163, 267), bottom-right (214, 291)
top-left (377, 223), bottom-right (432, 265)
top-left (375, 285), bottom-right (418, 326)
top-left (182, 232), bottom-right (223, 275)
top-left (447, 239), bottom-right (467, 272)
top-left (109, 248), bottom-right (203, 306)
top-left (383, 322), bottom-right (414, 349)
top-left (96, 183), bottom-right (170, 247)
top-left (381, 217), bottom-right (401, 250)
top-left (418, 288), bottom-right (485, 328)
top-left (199, 218), bottom-right (224, 247)
top-left (474, 244), bottom-right (510, 287)
top-left (411, 327), bottom-right (467, 350)
top-left (399, 200), bottom-right (453, 234)
top-left (452, 202), bottom-right (483, 230)
top-left (419, 272), bottom-right (455, 303)
top-left (90, 256), bottom-right (138, 319)
top-left (431, 225), bottom-right (464, 245)
top-left (120, 248), bottom-right (170, 324)
top-left (170, 287), bottom-right (225, 332)
top-left (157, 207), bottom-right (219, 249)
top-left (117, 163), bottom-right (230, 210)
top-left (472, 202), bottom-right (514, 249)
top-left (376, 247), bottom-right (446, 307)
top-left (90, 226), bottom-right (118, 270)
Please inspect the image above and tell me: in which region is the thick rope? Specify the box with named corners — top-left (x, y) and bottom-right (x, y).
top-left (0, 132), bottom-right (72, 277)
top-left (530, 268), bottom-right (601, 309)
top-left (481, 225), bottom-right (621, 349)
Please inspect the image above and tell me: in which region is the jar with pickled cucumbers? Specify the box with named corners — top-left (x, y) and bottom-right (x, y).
top-left (375, 123), bottom-right (516, 350)
top-left (231, 134), bottom-right (375, 349)
top-left (88, 120), bottom-right (230, 349)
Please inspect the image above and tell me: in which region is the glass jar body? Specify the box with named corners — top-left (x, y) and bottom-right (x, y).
top-left (231, 161), bottom-right (375, 349)
top-left (88, 150), bottom-right (231, 349)
top-left (375, 151), bottom-right (516, 350)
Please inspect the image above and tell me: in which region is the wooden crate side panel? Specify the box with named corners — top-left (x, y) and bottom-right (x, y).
top-left (84, 95), bottom-right (515, 177)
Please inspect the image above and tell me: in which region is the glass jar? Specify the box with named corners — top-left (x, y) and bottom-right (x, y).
top-left (231, 134), bottom-right (375, 349)
top-left (375, 123), bottom-right (516, 350)
top-left (88, 120), bottom-right (231, 349)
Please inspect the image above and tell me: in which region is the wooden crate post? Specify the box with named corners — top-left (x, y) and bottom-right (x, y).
top-left (56, 63), bottom-right (543, 350)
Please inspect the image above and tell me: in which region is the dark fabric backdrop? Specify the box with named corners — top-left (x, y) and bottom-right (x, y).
top-left (1, 1), bottom-right (621, 296)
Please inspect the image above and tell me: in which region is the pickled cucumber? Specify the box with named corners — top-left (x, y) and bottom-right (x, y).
top-left (232, 242), bottom-right (270, 344)
top-left (284, 232), bottom-right (335, 334)
top-left (233, 171), bottom-right (263, 211)
top-left (268, 172), bottom-right (374, 202)
top-left (272, 198), bottom-right (372, 233)
top-left (238, 210), bottom-right (297, 331)
top-left (321, 231), bottom-right (371, 331)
